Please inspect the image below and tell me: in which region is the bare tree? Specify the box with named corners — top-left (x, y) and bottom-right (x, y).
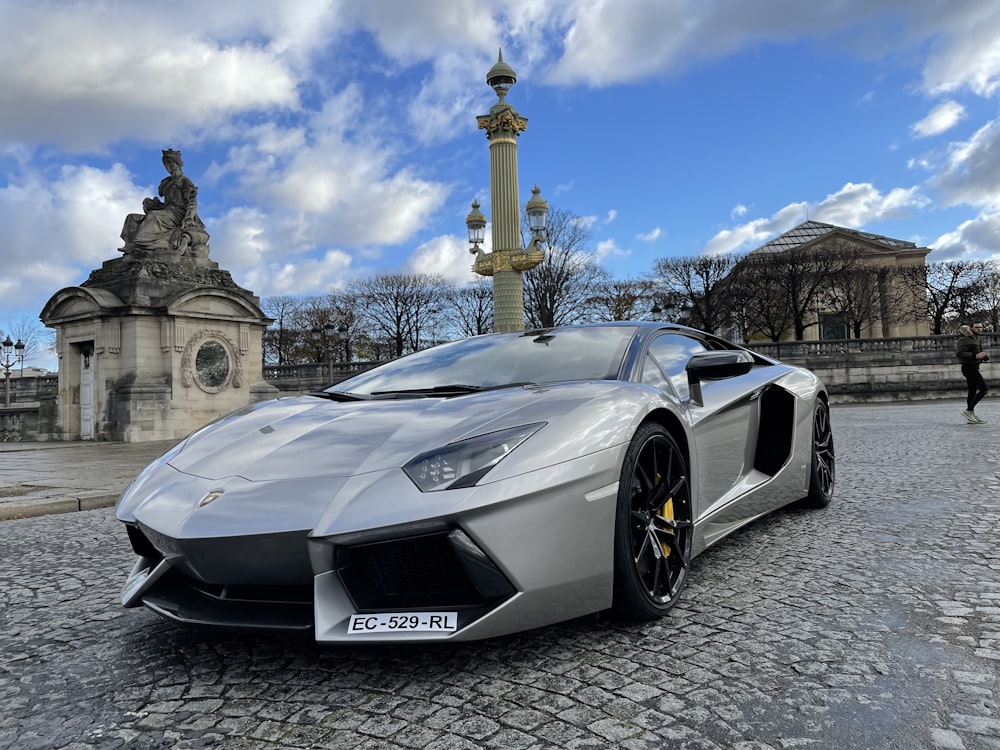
top-left (588, 278), bottom-right (652, 321)
top-left (261, 296), bottom-right (303, 366)
top-left (735, 248), bottom-right (861, 340)
top-left (446, 279), bottom-right (494, 337)
top-left (823, 263), bottom-right (888, 338)
top-left (901, 260), bottom-right (987, 334)
top-left (652, 254), bottom-right (739, 334)
top-left (286, 296), bottom-right (340, 364)
top-left (974, 261), bottom-right (1000, 331)
top-left (812, 241), bottom-right (912, 339)
top-left (3, 315), bottom-right (52, 368)
top-left (727, 254), bottom-right (795, 342)
top-left (351, 273), bottom-right (452, 357)
top-left (327, 290), bottom-right (361, 362)
top-left (522, 207), bottom-right (608, 328)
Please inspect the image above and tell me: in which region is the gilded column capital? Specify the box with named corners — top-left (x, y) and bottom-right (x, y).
top-left (477, 105), bottom-right (528, 141)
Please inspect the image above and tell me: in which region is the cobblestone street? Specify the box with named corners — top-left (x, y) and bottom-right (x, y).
top-left (1, 401), bottom-right (999, 749)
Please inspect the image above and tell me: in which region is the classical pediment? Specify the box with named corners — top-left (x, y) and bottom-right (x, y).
top-left (40, 287), bottom-right (125, 324)
top-left (165, 287), bottom-right (267, 321)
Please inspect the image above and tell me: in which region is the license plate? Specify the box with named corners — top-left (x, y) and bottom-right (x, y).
top-left (347, 612), bottom-right (458, 634)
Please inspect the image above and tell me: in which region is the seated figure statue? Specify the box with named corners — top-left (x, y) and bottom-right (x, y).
top-left (120, 149), bottom-right (210, 259)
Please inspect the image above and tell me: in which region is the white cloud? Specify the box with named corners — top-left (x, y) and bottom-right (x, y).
top-left (0, 4), bottom-right (309, 151)
top-left (907, 155), bottom-right (934, 171)
top-left (404, 234), bottom-right (482, 285)
top-left (6, 0), bottom-right (1000, 339)
top-left (931, 211), bottom-right (1000, 261)
top-left (915, 3), bottom-right (1000, 96)
top-left (213, 89), bottom-right (451, 249)
top-left (702, 181), bottom-right (929, 256)
top-left (343, 0), bottom-right (499, 63)
top-left (702, 203), bottom-right (808, 256)
top-left (240, 249), bottom-right (354, 298)
top-left (637, 227), bottom-right (662, 242)
top-left (0, 161), bottom-right (147, 303)
top-left (935, 117), bottom-right (1000, 210)
top-left (594, 238), bottom-right (629, 264)
top-left (811, 182), bottom-right (930, 226)
top-left (537, 0), bottom-right (1000, 116)
top-left (911, 100), bottom-right (966, 138)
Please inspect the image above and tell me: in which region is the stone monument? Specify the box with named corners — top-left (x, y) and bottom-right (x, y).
top-left (41, 149), bottom-right (277, 441)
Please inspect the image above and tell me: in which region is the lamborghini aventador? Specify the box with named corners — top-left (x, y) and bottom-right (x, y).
top-left (115, 322), bottom-right (835, 642)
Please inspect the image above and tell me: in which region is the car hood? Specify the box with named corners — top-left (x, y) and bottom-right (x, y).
top-left (168, 385), bottom-right (584, 482)
top-left (117, 381), bottom-right (661, 538)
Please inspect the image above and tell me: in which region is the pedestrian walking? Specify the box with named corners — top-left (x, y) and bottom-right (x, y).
top-left (957, 321), bottom-right (989, 424)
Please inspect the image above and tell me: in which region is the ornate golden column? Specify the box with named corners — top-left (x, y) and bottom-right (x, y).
top-left (469, 51), bottom-right (546, 333)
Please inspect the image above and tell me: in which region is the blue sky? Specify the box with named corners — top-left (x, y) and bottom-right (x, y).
top-left (3, 1), bottom-right (1000, 368)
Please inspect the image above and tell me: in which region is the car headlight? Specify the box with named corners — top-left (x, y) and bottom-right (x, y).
top-left (403, 423), bottom-right (545, 492)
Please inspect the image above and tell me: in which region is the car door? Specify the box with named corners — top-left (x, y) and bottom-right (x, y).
top-left (644, 333), bottom-right (759, 519)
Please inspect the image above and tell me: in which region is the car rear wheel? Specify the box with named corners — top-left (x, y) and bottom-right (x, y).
top-left (798, 399), bottom-right (835, 509)
top-left (611, 423), bottom-right (693, 621)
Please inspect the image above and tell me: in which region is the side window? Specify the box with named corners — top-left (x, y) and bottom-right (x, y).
top-left (641, 353), bottom-right (671, 392)
top-left (647, 334), bottom-right (708, 400)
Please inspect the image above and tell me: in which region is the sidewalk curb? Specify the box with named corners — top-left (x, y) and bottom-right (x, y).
top-left (0, 492), bottom-right (120, 521)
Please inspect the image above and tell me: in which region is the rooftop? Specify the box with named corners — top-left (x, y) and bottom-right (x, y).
top-left (752, 220), bottom-right (920, 254)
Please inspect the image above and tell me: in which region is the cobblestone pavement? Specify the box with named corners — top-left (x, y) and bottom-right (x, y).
top-left (1, 401), bottom-right (999, 750)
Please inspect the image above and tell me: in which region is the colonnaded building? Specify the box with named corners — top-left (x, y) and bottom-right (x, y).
top-left (741, 220), bottom-right (931, 342)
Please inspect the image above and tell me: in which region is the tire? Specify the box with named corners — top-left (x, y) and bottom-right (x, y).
top-left (798, 398), bottom-right (835, 509)
top-left (611, 422), bottom-right (693, 621)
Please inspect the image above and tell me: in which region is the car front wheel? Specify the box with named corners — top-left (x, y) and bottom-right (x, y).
top-left (611, 422), bottom-right (693, 621)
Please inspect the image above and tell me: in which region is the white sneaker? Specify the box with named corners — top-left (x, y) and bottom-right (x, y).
top-left (973, 414), bottom-right (987, 424)
top-left (961, 410), bottom-right (978, 424)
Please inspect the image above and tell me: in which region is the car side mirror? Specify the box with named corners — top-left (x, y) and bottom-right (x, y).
top-left (685, 350), bottom-right (755, 406)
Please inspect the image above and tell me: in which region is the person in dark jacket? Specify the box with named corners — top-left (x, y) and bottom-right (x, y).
top-left (957, 321), bottom-right (989, 424)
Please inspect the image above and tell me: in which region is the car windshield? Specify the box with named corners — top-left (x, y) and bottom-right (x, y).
top-left (329, 326), bottom-right (639, 396)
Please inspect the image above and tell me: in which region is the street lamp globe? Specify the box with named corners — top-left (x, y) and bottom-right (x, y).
top-left (465, 199), bottom-right (487, 251)
top-left (486, 49), bottom-right (516, 98)
top-left (526, 185), bottom-right (548, 239)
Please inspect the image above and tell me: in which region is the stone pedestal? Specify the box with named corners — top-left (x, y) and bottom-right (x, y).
top-left (40, 255), bottom-right (277, 442)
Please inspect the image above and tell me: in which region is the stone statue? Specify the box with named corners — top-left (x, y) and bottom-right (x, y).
top-left (120, 149), bottom-right (210, 260)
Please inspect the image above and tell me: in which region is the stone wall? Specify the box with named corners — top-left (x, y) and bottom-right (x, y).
top-left (750, 333), bottom-right (993, 403)
top-left (3, 334), bottom-right (989, 440)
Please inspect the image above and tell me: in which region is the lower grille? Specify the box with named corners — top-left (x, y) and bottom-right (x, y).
top-left (336, 529), bottom-right (515, 611)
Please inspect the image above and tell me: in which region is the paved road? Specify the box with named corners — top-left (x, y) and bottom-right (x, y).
top-left (1, 401), bottom-right (998, 749)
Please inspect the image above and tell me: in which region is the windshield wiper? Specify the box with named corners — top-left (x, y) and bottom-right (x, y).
top-left (370, 382), bottom-right (535, 398)
top-left (309, 390), bottom-right (369, 401)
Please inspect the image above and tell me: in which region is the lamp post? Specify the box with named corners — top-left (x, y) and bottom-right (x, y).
top-left (468, 50), bottom-right (549, 333)
top-left (1, 336), bottom-right (25, 407)
top-left (311, 323), bottom-right (347, 381)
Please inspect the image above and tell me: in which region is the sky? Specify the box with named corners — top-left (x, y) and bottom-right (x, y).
top-left (3, 0), bottom-right (1000, 370)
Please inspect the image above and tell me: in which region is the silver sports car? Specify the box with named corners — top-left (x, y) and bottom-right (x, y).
top-left (116, 322), bottom-right (834, 642)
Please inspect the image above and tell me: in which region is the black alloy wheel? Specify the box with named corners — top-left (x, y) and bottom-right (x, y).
top-left (799, 398), bottom-right (835, 509)
top-left (611, 422), bottom-right (693, 621)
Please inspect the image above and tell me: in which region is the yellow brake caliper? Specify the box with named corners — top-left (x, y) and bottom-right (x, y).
top-left (658, 471), bottom-right (674, 557)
